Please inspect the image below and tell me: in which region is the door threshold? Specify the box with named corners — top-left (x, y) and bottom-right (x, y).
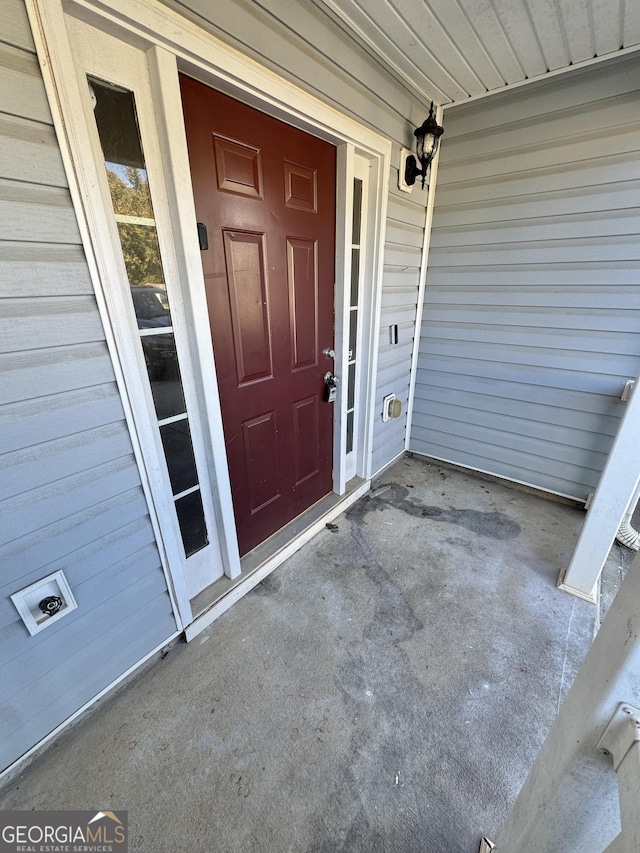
top-left (186, 477), bottom-right (370, 641)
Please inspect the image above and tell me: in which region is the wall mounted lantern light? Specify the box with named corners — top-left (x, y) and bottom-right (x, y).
top-left (400, 101), bottom-right (444, 192)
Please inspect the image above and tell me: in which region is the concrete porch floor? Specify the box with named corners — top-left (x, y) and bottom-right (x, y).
top-left (0, 455), bottom-right (607, 851)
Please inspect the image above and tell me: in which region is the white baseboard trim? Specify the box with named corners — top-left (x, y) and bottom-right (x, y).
top-left (0, 630), bottom-right (180, 785)
top-left (370, 448), bottom-right (406, 481)
top-left (408, 449), bottom-right (584, 506)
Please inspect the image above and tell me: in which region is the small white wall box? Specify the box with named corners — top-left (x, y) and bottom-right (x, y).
top-left (11, 570), bottom-right (78, 636)
top-left (398, 148), bottom-right (415, 193)
top-left (382, 393), bottom-right (402, 422)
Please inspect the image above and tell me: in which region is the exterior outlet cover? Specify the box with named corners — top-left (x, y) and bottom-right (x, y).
top-left (382, 394), bottom-right (402, 421)
top-left (382, 393), bottom-right (396, 421)
top-left (11, 570), bottom-right (78, 636)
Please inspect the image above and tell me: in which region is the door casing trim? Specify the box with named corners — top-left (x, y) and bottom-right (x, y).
top-left (27, 0), bottom-right (391, 619)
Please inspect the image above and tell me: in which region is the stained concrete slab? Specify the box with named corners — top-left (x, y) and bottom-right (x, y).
top-left (0, 456), bottom-right (597, 852)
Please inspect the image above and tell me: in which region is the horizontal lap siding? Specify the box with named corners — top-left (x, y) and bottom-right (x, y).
top-left (373, 183), bottom-right (425, 473)
top-left (410, 55), bottom-right (640, 499)
top-left (170, 0), bottom-right (429, 475)
top-left (0, 1), bottom-right (175, 773)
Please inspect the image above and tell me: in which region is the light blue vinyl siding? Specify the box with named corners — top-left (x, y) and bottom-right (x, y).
top-left (410, 55), bottom-right (640, 500)
top-left (0, 0), bottom-right (176, 773)
top-left (372, 184), bottom-right (425, 473)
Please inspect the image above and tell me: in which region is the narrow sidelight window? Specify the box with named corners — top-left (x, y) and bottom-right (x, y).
top-left (89, 76), bottom-right (208, 557)
top-left (346, 177), bottom-right (363, 453)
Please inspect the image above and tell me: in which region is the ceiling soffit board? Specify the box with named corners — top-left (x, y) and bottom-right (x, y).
top-left (315, 0), bottom-right (454, 104)
top-left (318, 0), bottom-right (640, 107)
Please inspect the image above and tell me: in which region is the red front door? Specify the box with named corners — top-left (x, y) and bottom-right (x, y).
top-left (180, 78), bottom-right (336, 556)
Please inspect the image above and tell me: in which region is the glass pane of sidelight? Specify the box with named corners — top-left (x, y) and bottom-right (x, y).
top-left (349, 310), bottom-right (358, 361)
top-left (160, 419), bottom-right (199, 495)
top-left (130, 283), bottom-right (170, 328)
top-left (175, 489), bottom-right (208, 557)
top-left (149, 357), bottom-right (187, 421)
top-left (118, 225), bottom-right (166, 291)
top-left (347, 363), bottom-right (356, 411)
top-left (350, 248), bottom-right (360, 306)
top-left (346, 411), bottom-right (354, 454)
top-left (90, 75), bottom-right (208, 557)
top-left (140, 332), bottom-right (173, 370)
top-left (352, 178), bottom-right (363, 245)
top-left (110, 170), bottom-right (153, 219)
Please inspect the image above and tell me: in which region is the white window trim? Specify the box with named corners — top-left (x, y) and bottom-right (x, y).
top-left (27, 0), bottom-right (391, 622)
top-left (53, 18), bottom-right (231, 620)
top-left (341, 154), bottom-right (371, 487)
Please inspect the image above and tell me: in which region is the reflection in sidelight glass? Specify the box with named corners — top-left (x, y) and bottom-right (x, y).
top-left (350, 248), bottom-right (360, 306)
top-left (351, 176), bottom-right (362, 245)
top-left (89, 76), bottom-right (208, 557)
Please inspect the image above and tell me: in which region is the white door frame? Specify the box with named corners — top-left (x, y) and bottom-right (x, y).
top-left (27, 0), bottom-right (390, 621)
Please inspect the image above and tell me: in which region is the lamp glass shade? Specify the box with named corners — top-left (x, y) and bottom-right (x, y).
top-left (413, 102), bottom-right (444, 172)
top-left (417, 132), bottom-right (437, 162)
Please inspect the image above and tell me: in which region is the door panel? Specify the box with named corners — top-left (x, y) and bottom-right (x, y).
top-left (293, 397), bottom-right (320, 485)
top-left (223, 231), bottom-right (273, 384)
top-left (180, 77), bottom-right (336, 555)
top-left (288, 238), bottom-right (319, 370)
top-left (214, 135), bottom-right (263, 198)
top-left (243, 411), bottom-right (280, 513)
top-left (284, 161), bottom-right (317, 211)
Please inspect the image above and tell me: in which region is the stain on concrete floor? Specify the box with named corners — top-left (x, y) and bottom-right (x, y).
top-left (348, 482), bottom-right (521, 540)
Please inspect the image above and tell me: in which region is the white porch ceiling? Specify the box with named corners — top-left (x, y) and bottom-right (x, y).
top-left (317, 0), bottom-right (640, 106)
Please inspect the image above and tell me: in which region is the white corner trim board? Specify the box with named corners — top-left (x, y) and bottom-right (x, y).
top-left (405, 101), bottom-right (443, 451)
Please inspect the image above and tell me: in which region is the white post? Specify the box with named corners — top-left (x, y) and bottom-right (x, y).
top-left (493, 551), bottom-right (640, 852)
top-left (614, 740), bottom-right (640, 852)
top-left (558, 373), bottom-right (640, 603)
